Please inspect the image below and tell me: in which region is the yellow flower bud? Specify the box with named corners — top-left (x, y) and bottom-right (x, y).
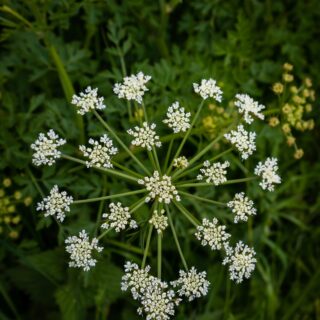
top-left (302, 89), bottom-right (310, 98)
top-left (304, 77), bottom-right (312, 88)
top-left (290, 86), bottom-right (298, 94)
top-left (208, 103), bottom-right (216, 110)
top-left (294, 149), bottom-right (304, 159)
top-left (282, 104), bottom-right (291, 114)
top-left (310, 90), bottom-right (316, 101)
top-left (283, 74), bottom-right (294, 82)
top-left (9, 230), bottom-right (19, 239)
top-left (305, 104), bottom-right (312, 112)
top-left (268, 117), bottom-right (280, 127)
top-left (282, 124), bottom-right (291, 134)
top-left (8, 205), bottom-right (15, 213)
top-left (292, 96), bottom-right (305, 105)
top-left (4, 216), bottom-right (11, 224)
top-left (0, 189), bottom-right (4, 197)
top-left (272, 82), bottom-right (284, 94)
top-left (295, 121), bottom-right (303, 131)
top-left (283, 63), bottom-right (293, 72)
top-left (308, 119), bottom-right (315, 130)
top-left (14, 191), bottom-right (22, 200)
top-left (217, 107), bottom-right (224, 114)
top-left (12, 215), bottom-right (21, 224)
top-left (286, 136), bottom-right (296, 146)
top-left (3, 178), bottom-right (12, 188)
top-left (24, 197), bottom-right (33, 207)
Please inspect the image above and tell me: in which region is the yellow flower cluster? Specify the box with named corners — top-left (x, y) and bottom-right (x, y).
top-left (270, 63), bottom-right (316, 159)
top-left (0, 178), bottom-right (32, 239)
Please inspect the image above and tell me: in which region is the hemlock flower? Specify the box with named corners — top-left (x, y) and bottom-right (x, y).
top-left (227, 192), bottom-right (257, 223)
top-left (254, 157), bottom-right (281, 191)
top-left (173, 156), bottom-right (189, 169)
top-left (171, 267), bottom-right (210, 301)
top-left (234, 94), bottom-right (265, 124)
top-left (195, 218), bottom-right (231, 250)
top-left (149, 209), bottom-right (168, 233)
top-left (36, 185), bottom-right (73, 222)
top-left (101, 202), bottom-right (137, 232)
top-left (197, 160), bottom-right (230, 185)
top-left (138, 171), bottom-right (180, 204)
top-left (113, 72), bottom-right (151, 104)
top-left (163, 102), bottom-right (191, 133)
top-left (71, 86), bottom-right (105, 115)
top-left (79, 134), bottom-right (118, 168)
top-left (223, 241), bottom-right (257, 284)
top-left (65, 230), bottom-right (103, 271)
top-left (31, 129), bottom-right (66, 166)
top-left (128, 122), bottom-right (161, 151)
top-left (193, 79), bottom-right (223, 102)
top-left (224, 125), bottom-right (256, 160)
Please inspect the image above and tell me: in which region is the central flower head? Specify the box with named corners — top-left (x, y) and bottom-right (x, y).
top-left (138, 171), bottom-right (180, 204)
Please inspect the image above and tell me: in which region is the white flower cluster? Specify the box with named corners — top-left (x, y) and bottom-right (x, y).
top-left (101, 202), bottom-right (137, 232)
top-left (128, 122), bottom-right (161, 151)
top-left (149, 209), bottom-right (168, 233)
top-left (223, 241), bottom-right (257, 283)
top-left (163, 102), bottom-right (191, 133)
top-left (197, 160), bottom-right (230, 185)
top-left (36, 185), bottom-right (73, 222)
top-left (113, 72), bottom-right (151, 104)
top-left (31, 129), bottom-right (66, 166)
top-left (71, 86), bottom-right (105, 115)
top-left (65, 230), bottom-right (103, 271)
top-left (195, 218), bottom-right (231, 250)
top-left (224, 125), bottom-right (256, 160)
top-left (254, 157), bottom-right (281, 191)
top-left (234, 93), bottom-right (265, 124)
top-left (173, 156), bottom-right (189, 169)
top-left (121, 262), bottom-right (180, 320)
top-left (193, 79), bottom-right (223, 102)
top-left (79, 134), bottom-right (118, 168)
top-left (171, 267), bottom-right (210, 301)
top-left (138, 171), bottom-right (180, 204)
top-left (227, 192), bottom-right (257, 223)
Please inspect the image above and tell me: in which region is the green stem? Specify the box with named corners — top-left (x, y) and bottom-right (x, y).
top-left (26, 167), bottom-right (44, 197)
top-left (173, 147), bottom-right (233, 180)
top-left (112, 161), bottom-right (144, 178)
top-left (157, 233), bottom-right (162, 278)
top-left (141, 225), bottom-right (153, 268)
top-left (97, 228), bottom-right (112, 240)
top-left (104, 239), bottom-right (146, 255)
top-left (93, 110), bottom-right (151, 175)
top-left (152, 147), bottom-right (161, 173)
top-left (166, 206), bottom-right (188, 270)
top-left (73, 189), bottom-right (146, 204)
top-left (166, 100), bottom-right (205, 174)
top-left (130, 197), bottom-right (147, 213)
top-left (61, 154), bottom-right (138, 182)
top-left (94, 177), bottom-right (106, 236)
top-left (173, 200), bottom-right (200, 227)
top-left (163, 137), bottom-right (174, 172)
top-left (178, 190), bottom-right (227, 207)
top-left (142, 101), bottom-right (149, 122)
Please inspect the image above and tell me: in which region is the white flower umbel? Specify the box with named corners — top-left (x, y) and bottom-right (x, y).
top-left (127, 122), bottom-right (161, 151)
top-left (138, 171), bottom-right (180, 204)
top-left (163, 102), bottom-right (191, 133)
top-left (71, 86), bottom-right (105, 115)
top-left (227, 192), bottom-right (257, 223)
top-left (173, 156), bottom-right (189, 169)
top-left (36, 185), bottom-right (73, 222)
top-left (149, 209), bottom-right (168, 233)
top-left (31, 129), bottom-right (66, 166)
top-left (138, 283), bottom-right (180, 320)
top-left (254, 157), bottom-right (281, 191)
top-left (113, 72), bottom-right (151, 104)
top-left (234, 93), bottom-right (265, 124)
top-left (223, 241), bottom-right (257, 283)
top-left (193, 79), bottom-right (223, 102)
top-left (171, 267), bottom-right (210, 301)
top-left (65, 230), bottom-right (103, 271)
top-left (101, 202), bottom-right (137, 232)
top-left (195, 218), bottom-right (231, 250)
top-left (197, 160), bottom-right (230, 185)
top-left (79, 134), bottom-right (118, 168)
top-left (224, 125), bottom-right (256, 160)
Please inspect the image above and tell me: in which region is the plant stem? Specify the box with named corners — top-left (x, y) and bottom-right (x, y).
top-left (94, 177), bottom-right (106, 237)
top-left (152, 147), bottom-right (161, 173)
top-left (97, 228), bottom-right (112, 240)
top-left (104, 239), bottom-right (145, 255)
top-left (61, 154), bottom-right (138, 182)
top-left (166, 100), bottom-right (205, 174)
top-left (166, 206), bottom-right (188, 271)
top-left (26, 167), bottom-right (44, 197)
top-left (142, 101), bottom-right (149, 122)
top-left (112, 161), bottom-right (144, 178)
top-left (163, 137), bottom-right (174, 172)
top-left (73, 189), bottom-right (146, 204)
top-left (93, 110), bottom-right (150, 175)
top-left (157, 233), bottom-right (162, 278)
top-left (141, 225), bottom-right (153, 268)
top-left (178, 190), bottom-right (227, 207)
top-left (173, 201), bottom-right (200, 227)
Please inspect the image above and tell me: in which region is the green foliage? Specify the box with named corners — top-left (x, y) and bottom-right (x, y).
top-left (0, 0), bottom-right (319, 319)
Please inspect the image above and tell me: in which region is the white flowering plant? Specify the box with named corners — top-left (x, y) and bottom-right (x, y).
top-left (31, 72), bottom-right (281, 319)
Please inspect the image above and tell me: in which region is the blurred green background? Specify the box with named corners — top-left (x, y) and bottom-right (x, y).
top-left (0, 0), bottom-right (319, 319)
